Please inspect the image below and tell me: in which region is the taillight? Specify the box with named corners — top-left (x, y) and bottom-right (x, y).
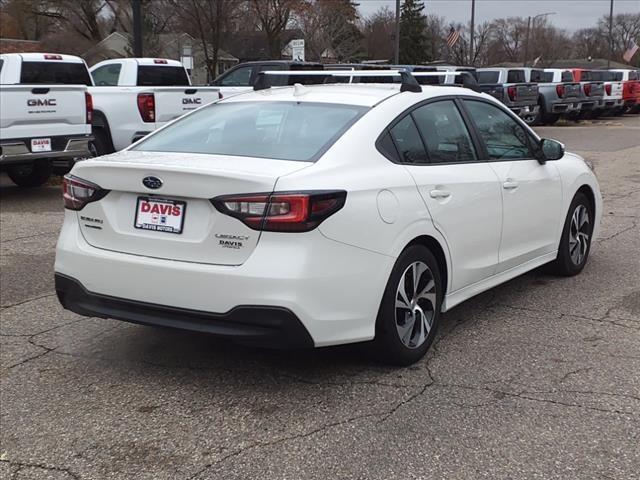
top-left (556, 84), bottom-right (565, 98)
top-left (154, 59), bottom-right (168, 64)
top-left (137, 93), bottom-right (155, 122)
top-left (62, 175), bottom-right (108, 210)
top-left (584, 84), bottom-right (592, 96)
top-left (507, 86), bottom-right (517, 101)
top-left (605, 84), bottom-right (612, 95)
top-left (44, 54), bottom-right (62, 60)
top-left (85, 92), bottom-right (93, 124)
top-left (212, 191), bottom-right (347, 232)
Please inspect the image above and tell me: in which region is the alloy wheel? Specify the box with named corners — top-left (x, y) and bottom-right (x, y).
top-left (569, 204), bottom-right (590, 265)
top-left (395, 261), bottom-right (437, 349)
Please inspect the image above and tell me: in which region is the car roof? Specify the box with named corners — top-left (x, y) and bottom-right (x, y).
top-left (11, 53), bottom-right (84, 63)
top-left (220, 83), bottom-right (485, 108)
top-left (132, 58), bottom-right (184, 67)
top-left (234, 60), bottom-right (323, 67)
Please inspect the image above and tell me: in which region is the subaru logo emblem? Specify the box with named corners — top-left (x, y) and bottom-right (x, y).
top-left (142, 176), bottom-right (163, 189)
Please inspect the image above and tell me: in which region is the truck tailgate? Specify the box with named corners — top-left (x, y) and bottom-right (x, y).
top-left (0, 85), bottom-right (88, 139)
top-left (477, 83), bottom-right (503, 100)
top-left (153, 87), bottom-right (220, 123)
top-left (515, 83), bottom-right (538, 104)
top-left (564, 83), bottom-right (581, 99)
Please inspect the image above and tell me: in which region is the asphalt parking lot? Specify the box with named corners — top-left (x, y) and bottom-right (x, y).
top-left (1, 115), bottom-right (639, 480)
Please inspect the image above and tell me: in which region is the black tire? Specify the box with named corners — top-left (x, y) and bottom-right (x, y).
top-left (374, 245), bottom-right (443, 366)
top-left (91, 127), bottom-right (114, 156)
top-left (6, 160), bottom-right (53, 187)
top-left (549, 192), bottom-right (594, 276)
top-left (542, 113), bottom-right (560, 125)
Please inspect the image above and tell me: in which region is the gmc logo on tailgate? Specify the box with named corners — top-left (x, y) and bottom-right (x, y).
top-left (27, 99), bottom-right (56, 106)
top-left (182, 98), bottom-right (201, 105)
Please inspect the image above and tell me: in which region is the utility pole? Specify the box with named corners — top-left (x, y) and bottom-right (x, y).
top-left (523, 16), bottom-right (531, 67)
top-left (394, 0), bottom-right (400, 64)
top-left (607, 0), bottom-right (614, 69)
top-left (470, 0), bottom-right (476, 65)
top-left (132, 0), bottom-right (143, 57)
top-left (523, 12), bottom-right (555, 66)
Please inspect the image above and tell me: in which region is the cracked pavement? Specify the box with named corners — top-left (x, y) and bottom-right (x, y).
top-left (1, 115), bottom-right (639, 479)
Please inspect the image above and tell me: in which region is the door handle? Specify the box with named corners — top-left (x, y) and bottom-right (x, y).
top-left (503, 180), bottom-right (519, 190)
top-left (429, 189), bottom-right (451, 199)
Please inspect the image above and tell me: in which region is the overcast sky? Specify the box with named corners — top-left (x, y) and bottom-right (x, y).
top-left (357, 0), bottom-right (640, 31)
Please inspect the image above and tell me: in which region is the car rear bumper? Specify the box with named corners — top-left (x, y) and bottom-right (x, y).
top-left (55, 273), bottom-right (314, 348)
top-left (0, 135), bottom-right (92, 166)
top-left (54, 211), bottom-right (394, 347)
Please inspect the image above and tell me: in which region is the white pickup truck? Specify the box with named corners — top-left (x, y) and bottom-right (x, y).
top-left (0, 53), bottom-right (93, 186)
top-left (88, 58), bottom-right (220, 154)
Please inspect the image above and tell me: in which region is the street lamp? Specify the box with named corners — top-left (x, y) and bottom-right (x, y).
top-left (523, 12), bottom-right (556, 66)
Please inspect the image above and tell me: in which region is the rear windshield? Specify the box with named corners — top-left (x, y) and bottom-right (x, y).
top-left (530, 70), bottom-right (546, 82)
top-left (561, 71), bottom-right (574, 82)
top-left (20, 61), bottom-right (92, 85)
top-left (133, 101), bottom-right (367, 162)
top-left (538, 71), bottom-right (554, 82)
top-left (477, 71), bottom-right (499, 83)
top-left (507, 70), bottom-right (526, 83)
top-left (580, 71), bottom-right (594, 81)
top-left (137, 66), bottom-right (189, 86)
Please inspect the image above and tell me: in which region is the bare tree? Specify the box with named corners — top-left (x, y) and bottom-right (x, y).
top-left (294, 0), bottom-right (362, 62)
top-left (362, 6), bottom-right (395, 61)
top-left (37, 0), bottom-right (110, 42)
top-left (169, 0), bottom-right (237, 79)
top-left (251, 0), bottom-right (304, 59)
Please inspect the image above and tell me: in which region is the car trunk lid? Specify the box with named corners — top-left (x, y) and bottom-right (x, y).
top-left (72, 151), bottom-right (310, 265)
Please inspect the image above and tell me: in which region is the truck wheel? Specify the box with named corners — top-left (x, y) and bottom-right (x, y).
top-left (91, 128), bottom-right (114, 156)
top-left (7, 160), bottom-right (53, 187)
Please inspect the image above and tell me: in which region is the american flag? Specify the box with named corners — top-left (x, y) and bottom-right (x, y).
top-left (446, 27), bottom-right (461, 48)
top-left (623, 39), bottom-right (639, 63)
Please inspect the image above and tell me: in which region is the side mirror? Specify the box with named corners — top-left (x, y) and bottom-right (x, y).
top-left (539, 138), bottom-right (565, 162)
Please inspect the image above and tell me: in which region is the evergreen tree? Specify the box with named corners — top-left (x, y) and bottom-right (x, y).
top-left (399, 0), bottom-right (428, 64)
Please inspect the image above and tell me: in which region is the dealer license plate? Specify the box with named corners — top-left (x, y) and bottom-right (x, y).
top-left (134, 197), bottom-right (186, 234)
top-left (31, 138), bottom-right (51, 152)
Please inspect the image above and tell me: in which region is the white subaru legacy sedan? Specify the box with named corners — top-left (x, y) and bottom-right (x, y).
top-left (55, 76), bottom-right (601, 365)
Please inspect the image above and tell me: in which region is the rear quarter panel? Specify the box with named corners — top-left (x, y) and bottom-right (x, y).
top-left (273, 92), bottom-right (455, 293)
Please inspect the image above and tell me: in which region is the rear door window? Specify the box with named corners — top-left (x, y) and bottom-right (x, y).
top-left (389, 115), bottom-right (428, 164)
top-left (91, 63), bottom-right (122, 86)
top-left (137, 66), bottom-right (189, 86)
top-left (411, 100), bottom-right (477, 164)
top-left (20, 61), bottom-right (92, 85)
